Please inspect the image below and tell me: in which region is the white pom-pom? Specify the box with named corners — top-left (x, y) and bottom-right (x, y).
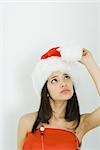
top-left (40, 126), bottom-right (45, 132)
top-left (60, 45), bottom-right (82, 62)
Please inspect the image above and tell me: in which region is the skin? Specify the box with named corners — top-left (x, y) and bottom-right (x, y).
top-left (17, 48), bottom-right (100, 150)
top-left (47, 71), bottom-right (74, 120)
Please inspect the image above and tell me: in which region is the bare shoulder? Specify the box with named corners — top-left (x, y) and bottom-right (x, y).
top-left (74, 113), bottom-right (89, 141)
top-left (77, 113), bottom-right (90, 135)
top-left (17, 111), bottom-right (38, 149)
top-left (80, 107), bottom-right (100, 132)
top-left (18, 111), bottom-right (38, 132)
top-left (75, 114), bottom-right (86, 134)
top-left (76, 107), bottom-right (100, 136)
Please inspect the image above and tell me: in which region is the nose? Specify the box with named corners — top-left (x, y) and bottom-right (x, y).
top-left (60, 80), bottom-right (67, 87)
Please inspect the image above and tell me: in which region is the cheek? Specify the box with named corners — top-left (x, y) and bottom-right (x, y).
top-left (69, 85), bottom-right (74, 95)
top-left (47, 84), bottom-right (59, 97)
top-left (70, 89), bottom-right (74, 97)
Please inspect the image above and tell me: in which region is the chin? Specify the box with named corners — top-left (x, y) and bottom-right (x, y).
top-left (61, 94), bottom-right (73, 100)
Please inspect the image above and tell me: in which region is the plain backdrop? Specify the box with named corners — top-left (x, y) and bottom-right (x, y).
top-left (0, 1), bottom-right (100, 150)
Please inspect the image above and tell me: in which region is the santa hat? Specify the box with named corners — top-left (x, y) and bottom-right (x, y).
top-left (32, 46), bottom-right (82, 99)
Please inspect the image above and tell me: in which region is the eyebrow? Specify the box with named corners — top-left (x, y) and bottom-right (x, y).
top-left (49, 73), bottom-right (69, 80)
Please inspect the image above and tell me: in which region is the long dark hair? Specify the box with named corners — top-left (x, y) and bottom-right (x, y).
top-left (32, 81), bottom-right (80, 133)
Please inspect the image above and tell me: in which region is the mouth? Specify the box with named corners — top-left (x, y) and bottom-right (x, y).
top-left (60, 89), bottom-right (71, 94)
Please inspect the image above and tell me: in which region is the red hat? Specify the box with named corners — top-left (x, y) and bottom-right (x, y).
top-left (32, 46), bottom-right (82, 99)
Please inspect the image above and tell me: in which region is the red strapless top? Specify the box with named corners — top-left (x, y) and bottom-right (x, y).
top-left (23, 127), bottom-right (81, 150)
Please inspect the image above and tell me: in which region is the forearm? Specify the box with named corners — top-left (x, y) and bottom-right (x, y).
top-left (84, 58), bottom-right (100, 96)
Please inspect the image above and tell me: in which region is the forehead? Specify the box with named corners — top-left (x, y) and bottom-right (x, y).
top-left (48, 71), bottom-right (69, 79)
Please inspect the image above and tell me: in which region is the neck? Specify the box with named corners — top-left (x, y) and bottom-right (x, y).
top-left (50, 99), bottom-right (68, 120)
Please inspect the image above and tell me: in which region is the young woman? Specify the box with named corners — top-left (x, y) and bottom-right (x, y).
top-left (17, 47), bottom-right (100, 150)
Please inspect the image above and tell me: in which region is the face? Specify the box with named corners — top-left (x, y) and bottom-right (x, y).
top-left (47, 71), bottom-right (74, 101)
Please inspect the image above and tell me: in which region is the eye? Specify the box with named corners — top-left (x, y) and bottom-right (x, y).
top-left (51, 78), bottom-right (58, 84)
top-left (64, 75), bottom-right (70, 79)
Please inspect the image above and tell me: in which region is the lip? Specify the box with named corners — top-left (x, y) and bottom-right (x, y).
top-left (60, 89), bottom-right (71, 93)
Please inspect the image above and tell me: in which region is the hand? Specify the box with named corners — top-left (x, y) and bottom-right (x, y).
top-left (79, 48), bottom-right (94, 66)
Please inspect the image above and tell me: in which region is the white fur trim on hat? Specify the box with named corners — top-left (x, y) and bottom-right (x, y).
top-left (32, 56), bottom-right (80, 99)
top-left (60, 45), bottom-right (82, 62)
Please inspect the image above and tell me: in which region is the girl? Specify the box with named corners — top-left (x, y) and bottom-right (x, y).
top-left (17, 47), bottom-right (100, 150)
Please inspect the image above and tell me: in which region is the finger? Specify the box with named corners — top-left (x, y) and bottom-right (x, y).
top-left (82, 48), bottom-right (86, 53)
top-left (82, 48), bottom-right (89, 51)
top-left (81, 49), bottom-right (87, 56)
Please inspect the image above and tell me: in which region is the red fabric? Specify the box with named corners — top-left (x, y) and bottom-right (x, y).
top-left (41, 47), bottom-right (61, 59)
top-left (23, 128), bottom-right (80, 150)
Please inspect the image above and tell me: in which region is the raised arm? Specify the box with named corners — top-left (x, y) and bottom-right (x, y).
top-left (79, 48), bottom-right (100, 133)
top-left (79, 48), bottom-right (100, 96)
